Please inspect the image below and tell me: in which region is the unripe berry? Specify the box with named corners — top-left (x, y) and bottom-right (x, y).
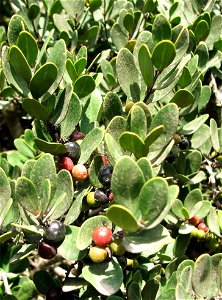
top-left (197, 229), bottom-right (205, 240)
top-left (110, 240), bottom-right (125, 256)
top-left (58, 157), bottom-right (74, 172)
top-left (92, 226), bottom-right (112, 247)
top-left (72, 164), bottom-right (88, 181)
top-left (86, 192), bottom-right (100, 208)
top-left (89, 246), bottom-right (107, 263)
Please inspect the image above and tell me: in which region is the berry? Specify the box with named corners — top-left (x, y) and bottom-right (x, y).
top-left (179, 138), bottom-right (189, 150)
top-left (89, 246), bottom-right (107, 263)
top-left (166, 152), bottom-right (174, 164)
top-left (86, 192), bottom-right (100, 208)
top-left (38, 242), bottom-right (57, 259)
top-left (92, 226), bottom-right (112, 247)
top-left (94, 189), bottom-right (109, 205)
top-left (198, 223), bottom-right (208, 232)
top-left (64, 141), bottom-right (81, 163)
top-left (71, 131), bottom-right (85, 141)
top-left (188, 216), bottom-right (200, 226)
top-left (58, 157), bottom-right (74, 172)
top-left (110, 240), bottom-right (125, 256)
top-left (101, 154), bottom-right (109, 165)
top-left (46, 286), bottom-right (63, 300)
top-left (44, 220), bottom-right (66, 244)
top-left (197, 229), bottom-right (205, 240)
top-left (72, 164), bottom-right (88, 181)
top-left (108, 191), bottom-right (114, 202)
top-left (190, 227), bottom-right (199, 238)
top-left (98, 165), bottom-right (113, 186)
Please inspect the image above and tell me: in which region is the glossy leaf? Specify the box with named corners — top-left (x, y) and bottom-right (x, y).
top-left (22, 98), bottom-right (49, 121)
top-left (17, 31), bottom-right (38, 67)
top-left (152, 41), bottom-right (176, 70)
top-left (119, 132), bottom-right (145, 159)
top-left (106, 204), bottom-right (139, 233)
top-left (152, 14), bottom-right (171, 43)
top-left (74, 75), bottom-right (95, 98)
top-left (138, 44), bottom-right (154, 89)
top-left (30, 63), bottom-right (58, 99)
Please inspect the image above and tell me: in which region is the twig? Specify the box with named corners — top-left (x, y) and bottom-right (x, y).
top-left (0, 271), bottom-right (12, 295)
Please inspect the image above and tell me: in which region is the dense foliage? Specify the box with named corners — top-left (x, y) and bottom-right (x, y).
top-left (1, 0), bottom-right (222, 299)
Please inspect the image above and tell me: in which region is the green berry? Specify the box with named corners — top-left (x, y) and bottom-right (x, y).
top-left (89, 246), bottom-right (108, 263)
top-left (110, 240), bottom-right (125, 256)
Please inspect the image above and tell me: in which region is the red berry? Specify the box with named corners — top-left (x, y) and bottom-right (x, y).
top-left (198, 222), bottom-right (208, 232)
top-left (38, 242), bottom-right (57, 259)
top-left (92, 226), bottom-right (112, 247)
top-left (101, 154), bottom-right (109, 165)
top-left (58, 157), bottom-right (74, 172)
top-left (188, 216), bottom-right (200, 226)
top-left (72, 164), bottom-right (88, 181)
top-left (108, 192), bottom-right (114, 202)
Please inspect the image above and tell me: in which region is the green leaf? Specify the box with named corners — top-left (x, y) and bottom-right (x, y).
top-left (138, 44), bottom-right (154, 89)
top-left (30, 63), bottom-right (58, 99)
top-left (207, 207), bottom-right (220, 237)
top-left (58, 226), bottom-right (87, 260)
top-left (152, 40), bottom-right (176, 70)
top-left (210, 118), bottom-right (220, 153)
top-left (17, 31), bottom-right (38, 67)
top-left (106, 204), bottom-right (139, 233)
top-left (28, 3), bottom-right (40, 20)
top-left (194, 20), bottom-right (209, 42)
top-left (79, 127), bottom-right (104, 164)
top-left (82, 258), bottom-right (123, 296)
top-left (119, 132), bottom-right (145, 159)
top-left (74, 75), bottom-right (95, 98)
top-left (178, 67), bottom-right (192, 88)
top-left (144, 125), bottom-right (164, 149)
top-left (103, 92), bottom-right (123, 125)
top-left (123, 225), bottom-right (172, 255)
top-left (48, 170), bottom-right (74, 219)
top-left (76, 216), bottom-right (112, 250)
top-left (60, 0), bottom-right (84, 17)
top-left (170, 90), bottom-right (194, 108)
top-left (128, 282), bottom-right (141, 300)
top-left (22, 98), bottom-right (49, 121)
top-left (42, 39), bottom-right (67, 101)
top-left (105, 133), bottom-right (125, 165)
top-left (11, 276), bottom-right (37, 300)
top-left (7, 14), bottom-right (27, 46)
top-left (194, 42), bottom-right (209, 68)
top-left (149, 103), bottom-right (179, 151)
top-left (123, 13), bottom-right (134, 33)
top-left (15, 177), bottom-right (39, 214)
top-left (106, 116), bottom-right (127, 141)
top-left (33, 270), bottom-right (55, 294)
top-left (139, 177), bottom-right (168, 225)
top-left (30, 154), bottom-right (57, 199)
top-left (180, 114), bottom-right (209, 135)
top-left (130, 105), bottom-right (147, 140)
top-left (206, 15), bottom-right (222, 50)
top-left (60, 93), bottom-right (81, 138)
top-left (152, 14), bottom-right (171, 43)
top-left (110, 23), bottom-right (128, 51)
top-left (111, 156), bottom-right (145, 217)
top-left (34, 138), bottom-right (67, 155)
top-left (137, 157), bottom-right (153, 181)
top-left (0, 168), bottom-right (11, 212)
top-left (14, 138), bottom-right (35, 159)
top-left (116, 48), bottom-right (141, 101)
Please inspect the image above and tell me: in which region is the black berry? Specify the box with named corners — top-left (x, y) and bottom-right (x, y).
top-left (44, 220), bottom-right (66, 244)
top-left (166, 152), bottom-right (174, 164)
top-left (64, 141), bottom-right (81, 163)
top-left (94, 189), bottom-right (109, 205)
top-left (98, 165), bottom-right (113, 186)
top-left (179, 138), bottom-right (189, 150)
top-left (38, 242), bottom-right (57, 259)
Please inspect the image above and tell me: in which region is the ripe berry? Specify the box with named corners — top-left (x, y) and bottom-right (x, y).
top-left (179, 138), bottom-right (189, 150)
top-left (92, 226), bottom-right (112, 247)
top-left (64, 141), bottom-right (81, 163)
top-left (198, 223), bottom-right (208, 232)
top-left (188, 216), bottom-right (200, 226)
top-left (108, 191), bottom-right (114, 202)
top-left (71, 131), bottom-right (85, 141)
top-left (166, 152), bottom-right (174, 164)
top-left (72, 164), bottom-right (88, 181)
top-left (101, 154), bottom-right (109, 165)
top-left (43, 220), bottom-right (66, 244)
top-left (94, 189), bottom-right (109, 205)
top-left (89, 246), bottom-right (108, 263)
top-left (98, 165), bottom-right (113, 186)
top-left (46, 286), bottom-right (63, 300)
top-left (86, 192), bottom-right (100, 208)
top-left (38, 242), bottom-right (57, 259)
top-left (110, 240), bottom-right (125, 256)
top-left (58, 157), bottom-right (74, 172)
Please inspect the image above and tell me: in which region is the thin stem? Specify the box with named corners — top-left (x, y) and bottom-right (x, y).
top-left (1, 272), bottom-right (12, 295)
top-left (144, 70), bottom-right (160, 104)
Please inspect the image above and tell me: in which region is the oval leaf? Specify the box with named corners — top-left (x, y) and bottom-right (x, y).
top-left (152, 40), bottom-right (176, 70)
top-left (22, 98), bottom-right (49, 121)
